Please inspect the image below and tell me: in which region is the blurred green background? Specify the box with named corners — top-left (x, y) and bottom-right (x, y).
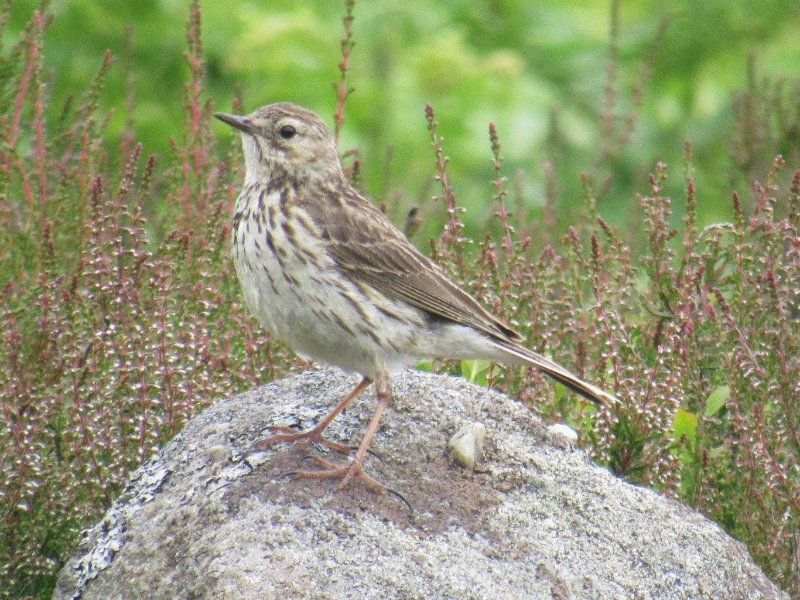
top-left (8, 0), bottom-right (800, 236)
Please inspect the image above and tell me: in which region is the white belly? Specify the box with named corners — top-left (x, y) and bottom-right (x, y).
top-left (231, 189), bottom-right (426, 378)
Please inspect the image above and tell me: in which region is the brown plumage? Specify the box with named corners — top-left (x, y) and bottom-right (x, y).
top-left (215, 102), bottom-right (619, 491)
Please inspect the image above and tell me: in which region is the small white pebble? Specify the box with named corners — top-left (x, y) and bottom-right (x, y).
top-left (548, 423), bottom-right (578, 444)
top-left (448, 422), bottom-right (486, 470)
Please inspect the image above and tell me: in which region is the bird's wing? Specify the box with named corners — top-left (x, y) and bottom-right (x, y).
top-left (300, 186), bottom-right (619, 407)
top-left (308, 187), bottom-right (523, 343)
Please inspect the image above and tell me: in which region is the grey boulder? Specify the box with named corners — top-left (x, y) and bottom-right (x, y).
top-left (55, 368), bottom-right (786, 599)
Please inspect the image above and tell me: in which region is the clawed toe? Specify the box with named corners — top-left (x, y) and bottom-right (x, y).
top-left (279, 457), bottom-right (412, 509)
top-left (254, 425), bottom-right (353, 454)
top-left (298, 455), bottom-right (386, 492)
top-left (248, 377), bottom-right (402, 500)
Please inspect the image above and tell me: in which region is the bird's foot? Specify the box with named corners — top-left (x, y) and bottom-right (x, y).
top-left (254, 425), bottom-right (353, 455)
top-left (285, 455), bottom-right (385, 492)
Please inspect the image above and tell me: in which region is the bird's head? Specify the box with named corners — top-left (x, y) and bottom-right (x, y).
top-left (214, 102), bottom-right (342, 184)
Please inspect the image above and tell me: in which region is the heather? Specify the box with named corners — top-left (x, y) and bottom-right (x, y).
top-left (1, 2), bottom-right (799, 598)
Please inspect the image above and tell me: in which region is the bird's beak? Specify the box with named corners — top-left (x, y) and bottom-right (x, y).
top-left (213, 112), bottom-right (253, 134)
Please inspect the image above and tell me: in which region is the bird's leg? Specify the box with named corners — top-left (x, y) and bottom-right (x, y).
top-left (255, 376), bottom-right (373, 454)
top-left (287, 371), bottom-right (392, 492)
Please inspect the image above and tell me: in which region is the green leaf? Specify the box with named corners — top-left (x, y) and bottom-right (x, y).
top-left (460, 359), bottom-right (491, 385)
top-left (415, 359), bottom-right (434, 372)
top-left (672, 408), bottom-right (698, 448)
top-left (703, 385), bottom-right (730, 417)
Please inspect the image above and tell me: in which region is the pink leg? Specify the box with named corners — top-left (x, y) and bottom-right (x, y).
top-left (288, 371), bottom-right (392, 491)
top-left (255, 376), bottom-right (373, 454)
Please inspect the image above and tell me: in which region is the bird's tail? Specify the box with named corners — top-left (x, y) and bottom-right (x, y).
top-left (491, 340), bottom-right (620, 407)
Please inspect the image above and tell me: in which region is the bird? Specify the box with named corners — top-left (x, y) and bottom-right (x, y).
top-left (214, 102), bottom-right (618, 491)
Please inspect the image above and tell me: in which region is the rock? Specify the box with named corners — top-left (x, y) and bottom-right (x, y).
top-left (447, 421), bottom-right (486, 470)
top-left (547, 422), bottom-right (578, 446)
top-left (54, 368), bottom-right (787, 600)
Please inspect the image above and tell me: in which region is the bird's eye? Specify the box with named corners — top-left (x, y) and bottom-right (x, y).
top-left (279, 125), bottom-right (297, 140)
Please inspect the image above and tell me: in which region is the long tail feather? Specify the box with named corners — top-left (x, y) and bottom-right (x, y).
top-left (492, 340), bottom-right (620, 407)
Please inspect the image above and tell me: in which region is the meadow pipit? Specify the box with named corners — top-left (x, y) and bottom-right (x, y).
top-left (215, 103), bottom-right (619, 491)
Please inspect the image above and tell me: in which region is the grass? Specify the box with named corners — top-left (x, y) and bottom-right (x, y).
top-left (1, 1), bottom-right (798, 598)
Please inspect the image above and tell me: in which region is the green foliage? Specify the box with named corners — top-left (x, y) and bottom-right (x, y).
top-left (0, 1), bottom-right (799, 598)
top-left (7, 0), bottom-right (800, 235)
top-left (703, 384), bottom-right (730, 417)
top-left (673, 408), bottom-right (697, 450)
top-left (459, 359), bottom-right (492, 386)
